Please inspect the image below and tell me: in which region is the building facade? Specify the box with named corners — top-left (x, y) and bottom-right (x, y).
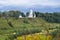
top-left (19, 9), bottom-right (36, 18)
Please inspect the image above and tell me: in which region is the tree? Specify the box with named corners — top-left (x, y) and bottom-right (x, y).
top-left (0, 12), bottom-right (2, 17)
top-left (8, 10), bottom-right (23, 19)
top-left (26, 12), bottom-right (29, 17)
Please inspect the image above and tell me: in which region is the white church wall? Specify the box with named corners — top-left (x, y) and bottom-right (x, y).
top-left (28, 9), bottom-right (33, 18)
top-left (28, 9), bottom-right (36, 18)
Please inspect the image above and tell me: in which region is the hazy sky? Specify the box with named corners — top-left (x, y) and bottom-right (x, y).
top-left (0, 0), bottom-right (60, 12)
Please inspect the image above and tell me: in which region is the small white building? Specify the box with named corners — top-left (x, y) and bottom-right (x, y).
top-left (19, 14), bottom-right (23, 18)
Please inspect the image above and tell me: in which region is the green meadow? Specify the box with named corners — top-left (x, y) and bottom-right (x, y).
top-left (0, 17), bottom-right (60, 40)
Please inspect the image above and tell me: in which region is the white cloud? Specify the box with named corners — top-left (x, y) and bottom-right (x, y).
top-left (0, 0), bottom-right (60, 7)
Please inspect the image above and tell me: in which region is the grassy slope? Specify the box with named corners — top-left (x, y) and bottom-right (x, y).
top-left (0, 17), bottom-right (60, 40)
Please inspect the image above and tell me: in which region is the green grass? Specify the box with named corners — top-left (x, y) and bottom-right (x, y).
top-left (0, 17), bottom-right (60, 40)
top-left (0, 35), bottom-right (8, 40)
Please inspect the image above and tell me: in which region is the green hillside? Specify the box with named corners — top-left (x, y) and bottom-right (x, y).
top-left (0, 17), bottom-right (60, 40)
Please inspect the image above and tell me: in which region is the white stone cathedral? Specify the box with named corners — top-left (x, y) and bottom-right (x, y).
top-left (28, 9), bottom-right (36, 18)
top-left (19, 9), bottom-right (36, 18)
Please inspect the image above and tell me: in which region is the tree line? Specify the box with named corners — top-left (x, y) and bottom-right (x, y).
top-left (0, 10), bottom-right (60, 23)
top-left (35, 12), bottom-right (60, 23)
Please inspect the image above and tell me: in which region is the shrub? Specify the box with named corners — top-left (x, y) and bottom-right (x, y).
top-left (23, 19), bottom-right (29, 24)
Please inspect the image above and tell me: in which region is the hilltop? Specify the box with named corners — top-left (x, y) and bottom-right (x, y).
top-left (0, 17), bottom-right (60, 40)
top-left (0, 17), bottom-right (59, 32)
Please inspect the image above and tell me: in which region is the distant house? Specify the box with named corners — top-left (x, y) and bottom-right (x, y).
top-left (19, 14), bottom-right (23, 18)
top-left (19, 9), bottom-right (36, 18)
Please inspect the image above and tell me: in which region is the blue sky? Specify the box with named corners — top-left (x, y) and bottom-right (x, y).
top-left (0, 0), bottom-right (60, 12)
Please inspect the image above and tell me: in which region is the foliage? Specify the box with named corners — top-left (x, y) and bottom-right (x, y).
top-left (0, 10), bottom-right (60, 23)
top-left (35, 12), bottom-right (60, 23)
top-left (0, 13), bottom-right (60, 40)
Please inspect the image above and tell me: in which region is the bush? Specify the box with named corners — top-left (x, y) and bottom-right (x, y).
top-left (23, 19), bottom-right (29, 24)
top-left (8, 34), bottom-right (17, 40)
